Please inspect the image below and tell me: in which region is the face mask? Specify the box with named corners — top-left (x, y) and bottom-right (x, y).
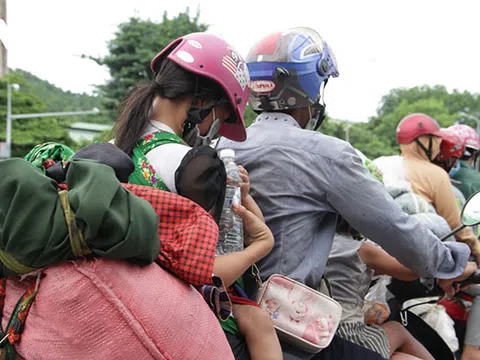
top-left (184, 110), bottom-right (221, 148)
top-left (449, 161), bottom-right (461, 177)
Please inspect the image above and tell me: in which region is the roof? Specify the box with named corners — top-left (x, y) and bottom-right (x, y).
top-left (68, 122), bottom-right (113, 132)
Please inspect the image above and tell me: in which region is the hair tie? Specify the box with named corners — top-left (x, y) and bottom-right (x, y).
top-left (152, 82), bottom-right (164, 97)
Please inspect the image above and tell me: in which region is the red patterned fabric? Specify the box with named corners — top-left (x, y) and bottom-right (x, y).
top-left (122, 184), bottom-right (218, 286)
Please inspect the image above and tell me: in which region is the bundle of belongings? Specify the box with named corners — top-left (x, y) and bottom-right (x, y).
top-left (372, 154), bottom-right (454, 240)
top-left (0, 157), bottom-right (160, 276)
top-left (0, 142), bottom-right (227, 360)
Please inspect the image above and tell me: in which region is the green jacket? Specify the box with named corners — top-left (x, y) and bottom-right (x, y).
top-left (451, 161), bottom-right (480, 200)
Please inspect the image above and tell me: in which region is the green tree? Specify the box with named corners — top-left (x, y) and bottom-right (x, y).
top-left (0, 73), bottom-right (77, 157)
top-left (11, 69), bottom-right (108, 124)
top-left (377, 85), bottom-right (480, 117)
top-left (244, 106), bottom-right (257, 127)
top-left (348, 122), bottom-right (398, 159)
top-left (320, 117), bottom-right (348, 140)
top-left (369, 97), bottom-right (456, 151)
top-left (346, 85), bottom-right (480, 159)
top-left (87, 10), bottom-right (207, 115)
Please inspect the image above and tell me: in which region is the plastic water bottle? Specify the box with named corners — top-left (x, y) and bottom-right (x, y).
top-left (217, 149), bottom-right (244, 255)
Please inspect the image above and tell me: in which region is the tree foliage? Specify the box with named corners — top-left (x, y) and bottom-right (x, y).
top-left (12, 69), bottom-right (107, 123)
top-left (0, 72), bottom-right (78, 157)
top-left (88, 9), bottom-right (207, 114)
top-left (1, 10), bottom-right (209, 158)
top-left (321, 85), bottom-right (480, 159)
top-left (7, 11), bottom-right (480, 162)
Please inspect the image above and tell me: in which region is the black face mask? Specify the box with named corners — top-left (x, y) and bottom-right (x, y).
top-left (182, 103), bottom-right (216, 140)
top-left (186, 106), bottom-right (215, 125)
top-left (182, 98), bottom-right (231, 140)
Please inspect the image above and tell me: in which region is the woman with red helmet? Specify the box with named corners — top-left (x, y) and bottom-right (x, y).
top-left (432, 129), bottom-right (468, 213)
top-left (112, 33), bottom-right (281, 360)
top-left (443, 125), bottom-right (480, 360)
top-left (396, 113), bottom-right (480, 262)
top-left (396, 115), bottom-right (480, 360)
top-left (433, 129), bottom-right (466, 173)
top-left (448, 124), bottom-right (480, 200)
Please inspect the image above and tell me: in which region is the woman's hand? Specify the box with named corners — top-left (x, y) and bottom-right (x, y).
top-left (232, 203), bottom-right (273, 260)
top-left (437, 261), bottom-right (478, 296)
top-left (238, 165), bottom-right (250, 201)
top-left (213, 204), bottom-right (274, 287)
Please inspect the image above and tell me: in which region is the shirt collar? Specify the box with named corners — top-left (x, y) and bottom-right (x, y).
top-left (147, 121), bottom-right (177, 135)
top-left (254, 112), bottom-right (302, 129)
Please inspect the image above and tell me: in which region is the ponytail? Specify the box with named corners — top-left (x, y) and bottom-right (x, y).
top-left (114, 83), bottom-right (157, 155)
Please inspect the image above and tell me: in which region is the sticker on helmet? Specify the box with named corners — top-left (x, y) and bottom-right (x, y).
top-left (187, 40), bottom-right (202, 49)
top-left (248, 80), bottom-right (275, 93)
top-left (176, 50), bottom-right (194, 63)
top-left (222, 50), bottom-right (249, 90)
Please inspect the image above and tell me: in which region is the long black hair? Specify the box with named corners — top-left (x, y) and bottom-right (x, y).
top-left (114, 57), bottom-right (226, 155)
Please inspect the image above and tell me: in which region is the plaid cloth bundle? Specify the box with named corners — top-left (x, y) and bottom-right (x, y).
top-left (122, 184), bottom-right (218, 286)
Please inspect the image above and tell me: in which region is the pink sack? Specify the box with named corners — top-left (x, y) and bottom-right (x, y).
top-left (2, 259), bottom-right (233, 360)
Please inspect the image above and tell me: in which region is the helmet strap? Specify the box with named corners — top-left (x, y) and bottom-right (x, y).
top-left (470, 149), bottom-right (479, 167)
top-left (415, 135), bottom-right (433, 161)
top-left (306, 79), bottom-right (328, 131)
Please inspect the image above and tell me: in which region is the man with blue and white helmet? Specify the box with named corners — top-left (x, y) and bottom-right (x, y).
top-left (246, 27), bottom-right (338, 130)
top-left (218, 27), bottom-right (476, 360)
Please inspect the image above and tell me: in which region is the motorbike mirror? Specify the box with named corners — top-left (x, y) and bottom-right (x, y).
top-left (461, 191), bottom-right (480, 226)
top-left (440, 191), bottom-right (480, 241)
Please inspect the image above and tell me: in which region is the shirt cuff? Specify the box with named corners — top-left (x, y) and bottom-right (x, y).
top-left (435, 242), bottom-right (470, 279)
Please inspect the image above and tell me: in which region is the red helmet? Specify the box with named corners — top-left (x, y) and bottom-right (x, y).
top-left (396, 113), bottom-right (449, 144)
top-left (150, 33), bottom-right (250, 142)
top-left (448, 124), bottom-right (480, 151)
top-left (435, 129), bottom-right (465, 162)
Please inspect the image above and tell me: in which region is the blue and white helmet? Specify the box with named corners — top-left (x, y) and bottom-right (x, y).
top-left (246, 27), bottom-right (339, 129)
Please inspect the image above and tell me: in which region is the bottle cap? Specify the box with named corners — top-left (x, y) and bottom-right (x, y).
top-left (219, 149), bottom-right (235, 159)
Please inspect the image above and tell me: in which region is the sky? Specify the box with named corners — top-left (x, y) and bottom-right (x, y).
top-left (7, 0), bottom-right (480, 122)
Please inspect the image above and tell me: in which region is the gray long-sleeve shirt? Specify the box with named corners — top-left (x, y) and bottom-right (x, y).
top-left (218, 113), bottom-right (469, 290)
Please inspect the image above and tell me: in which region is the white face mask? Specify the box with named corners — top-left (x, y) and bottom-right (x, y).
top-left (184, 109), bottom-right (221, 147)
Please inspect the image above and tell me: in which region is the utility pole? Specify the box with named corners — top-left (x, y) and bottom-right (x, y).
top-left (0, 0), bottom-right (6, 77)
top-left (345, 124), bottom-right (352, 143)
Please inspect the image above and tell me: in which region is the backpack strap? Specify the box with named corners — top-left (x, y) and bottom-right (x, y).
top-left (129, 132), bottom-right (187, 191)
top-left (0, 274), bottom-right (41, 360)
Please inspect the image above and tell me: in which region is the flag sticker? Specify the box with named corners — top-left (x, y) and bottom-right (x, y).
top-left (222, 50), bottom-right (249, 90)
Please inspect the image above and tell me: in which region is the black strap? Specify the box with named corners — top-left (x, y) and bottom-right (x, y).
top-left (415, 135), bottom-right (433, 160)
top-left (313, 79), bottom-right (329, 130)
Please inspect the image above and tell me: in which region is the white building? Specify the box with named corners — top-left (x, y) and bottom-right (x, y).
top-left (68, 122), bottom-right (113, 143)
